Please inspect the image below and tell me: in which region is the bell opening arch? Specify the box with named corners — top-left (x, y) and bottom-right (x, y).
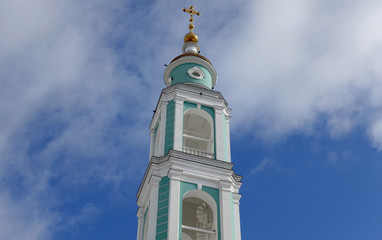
top-left (182, 108), bottom-right (214, 158)
top-left (181, 189), bottom-right (218, 240)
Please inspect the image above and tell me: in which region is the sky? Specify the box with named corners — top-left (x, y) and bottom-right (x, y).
top-left (1, 0), bottom-right (382, 239)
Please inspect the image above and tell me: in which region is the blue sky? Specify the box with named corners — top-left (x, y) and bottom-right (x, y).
top-left (1, 0), bottom-right (382, 239)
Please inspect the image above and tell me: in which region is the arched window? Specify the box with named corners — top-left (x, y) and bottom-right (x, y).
top-left (183, 109), bottom-right (214, 158)
top-left (182, 190), bottom-right (217, 240)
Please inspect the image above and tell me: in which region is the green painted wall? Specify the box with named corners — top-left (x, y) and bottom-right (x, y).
top-left (156, 177), bottom-right (170, 240)
top-left (202, 186), bottom-right (221, 240)
top-left (164, 101), bottom-right (175, 154)
top-left (201, 105), bottom-right (214, 119)
top-left (183, 102), bottom-right (197, 112)
top-left (230, 192), bottom-right (236, 240)
top-left (170, 63), bottom-right (213, 89)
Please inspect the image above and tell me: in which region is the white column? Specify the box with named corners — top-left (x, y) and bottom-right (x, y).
top-left (220, 180), bottom-right (233, 240)
top-left (159, 101), bottom-right (168, 156)
top-left (147, 176), bottom-right (161, 239)
top-left (167, 169), bottom-right (182, 239)
top-left (136, 207), bottom-right (144, 240)
top-left (232, 193), bottom-right (242, 240)
top-left (214, 106), bottom-right (225, 161)
top-left (225, 115), bottom-right (232, 162)
top-left (173, 97), bottom-right (185, 151)
top-left (149, 130), bottom-right (155, 159)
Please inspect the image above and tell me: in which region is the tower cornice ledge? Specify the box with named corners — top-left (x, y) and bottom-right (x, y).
top-left (136, 150), bottom-right (241, 202)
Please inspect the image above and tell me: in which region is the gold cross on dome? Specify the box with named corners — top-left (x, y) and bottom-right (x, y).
top-left (183, 5), bottom-right (200, 23)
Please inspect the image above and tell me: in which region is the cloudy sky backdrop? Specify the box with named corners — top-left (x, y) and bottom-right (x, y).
top-left (1, 0), bottom-right (382, 239)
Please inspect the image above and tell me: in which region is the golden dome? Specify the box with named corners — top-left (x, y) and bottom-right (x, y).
top-left (184, 32), bottom-right (199, 43)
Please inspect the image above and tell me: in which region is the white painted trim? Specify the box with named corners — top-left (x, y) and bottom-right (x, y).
top-left (158, 102), bottom-right (168, 156)
top-left (173, 97), bottom-right (185, 151)
top-left (149, 130), bottom-right (155, 159)
top-left (167, 169), bottom-right (182, 239)
top-left (147, 176), bottom-right (161, 239)
top-left (232, 193), bottom-right (242, 240)
top-left (214, 106), bottom-right (225, 161)
top-left (219, 181), bottom-right (233, 240)
top-left (182, 42), bottom-right (200, 53)
top-left (136, 207), bottom-right (144, 240)
top-left (225, 116), bottom-right (232, 163)
top-left (187, 66), bottom-right (205, 79)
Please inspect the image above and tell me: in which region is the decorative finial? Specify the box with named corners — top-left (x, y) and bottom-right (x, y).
top-left (182, 5), bottom-right (200, 43)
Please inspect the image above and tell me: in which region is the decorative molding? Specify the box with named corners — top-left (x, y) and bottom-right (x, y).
top-left (219, 180), bottom-right (232, 192)
top-left (213, 105), bottom-right (224, 112)
top-left (232, 193), bottom-right (242, 204)
top-left (137, 207), bottom-right (145, 218)
top-left (168, 168), bottom-right (183, 181)
top-left (136, 150), bottom-right (240, 202)
top-left (174, 96), bottom-right (186, 104)
top-left (149, 175), bottom-right (162, 186)
top-left (187, 66), bottom-right (205, 79)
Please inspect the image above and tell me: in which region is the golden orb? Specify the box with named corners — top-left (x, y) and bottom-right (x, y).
top-left (184, 32), bottom-right (199, 43)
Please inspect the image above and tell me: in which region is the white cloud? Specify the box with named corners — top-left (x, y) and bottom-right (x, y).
top-left (369, 118), bottom-right (382, 150)
top-left (251, 158), bottom-right (272, 175)
top-left (204, 0), bottom-right (382, 146)
top-left (0, 0), bottom-right (157, 238)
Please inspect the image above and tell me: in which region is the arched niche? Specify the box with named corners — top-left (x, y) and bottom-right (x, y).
top-left (183, 108), bottom-right (214, 158)
top-left (182, 190), bottom-right (217, 240)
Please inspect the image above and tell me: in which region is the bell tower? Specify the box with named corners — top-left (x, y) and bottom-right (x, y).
top-left (136, 6), bottom-right (242, 240)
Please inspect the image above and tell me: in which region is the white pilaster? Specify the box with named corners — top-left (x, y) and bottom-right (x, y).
top-left (220, 180), bottom-right (233, 240)
top-left (136, 207), bottom-right (144, 240)
top-left (233, 193), bottom-right (242, 240)
top-left (159, 102), bottom-right (168, 156)
top-left (147, 176), bottom-right (161, 239)
top-left (149, 130), bottom-right (155, 159)
top-left (173, 97), bottom-right (185, 151)
top-left (214, 106), bottom-right (225, 161)
top-left (167, 169), bottom-right (182, 239)
top-left (225, 116), bottom-right (232, 162)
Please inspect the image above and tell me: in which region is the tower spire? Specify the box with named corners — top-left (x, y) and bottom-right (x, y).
top-left (182, 5), bottom-right (200, 44)
top-left (182, 5), bottom-right (200, 53)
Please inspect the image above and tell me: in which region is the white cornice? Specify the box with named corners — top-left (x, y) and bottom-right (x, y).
top-left (136, 150), bottom-right (242, 205)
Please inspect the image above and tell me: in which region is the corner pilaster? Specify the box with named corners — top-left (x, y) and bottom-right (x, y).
top-left (173, 96), bottom-right (185, 151)
top-left (159, 101), bottom-right (168, 156)
top-left (225, 115), bottom-right (232, 162)
top-left (233, 193), bottom-right (242, 240)
top-left (147, 175), bottom-right (162, 239)
top-left (214, 106), bottom-right (225, 161)
top-left (149, 131), bottom-right (155, 158)
top-left (167, 169), bottom-right (183, 239)
top-left (136, 207), bottom-right (145, 240)
top-left (220, 180), bottom-right (233, 240)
